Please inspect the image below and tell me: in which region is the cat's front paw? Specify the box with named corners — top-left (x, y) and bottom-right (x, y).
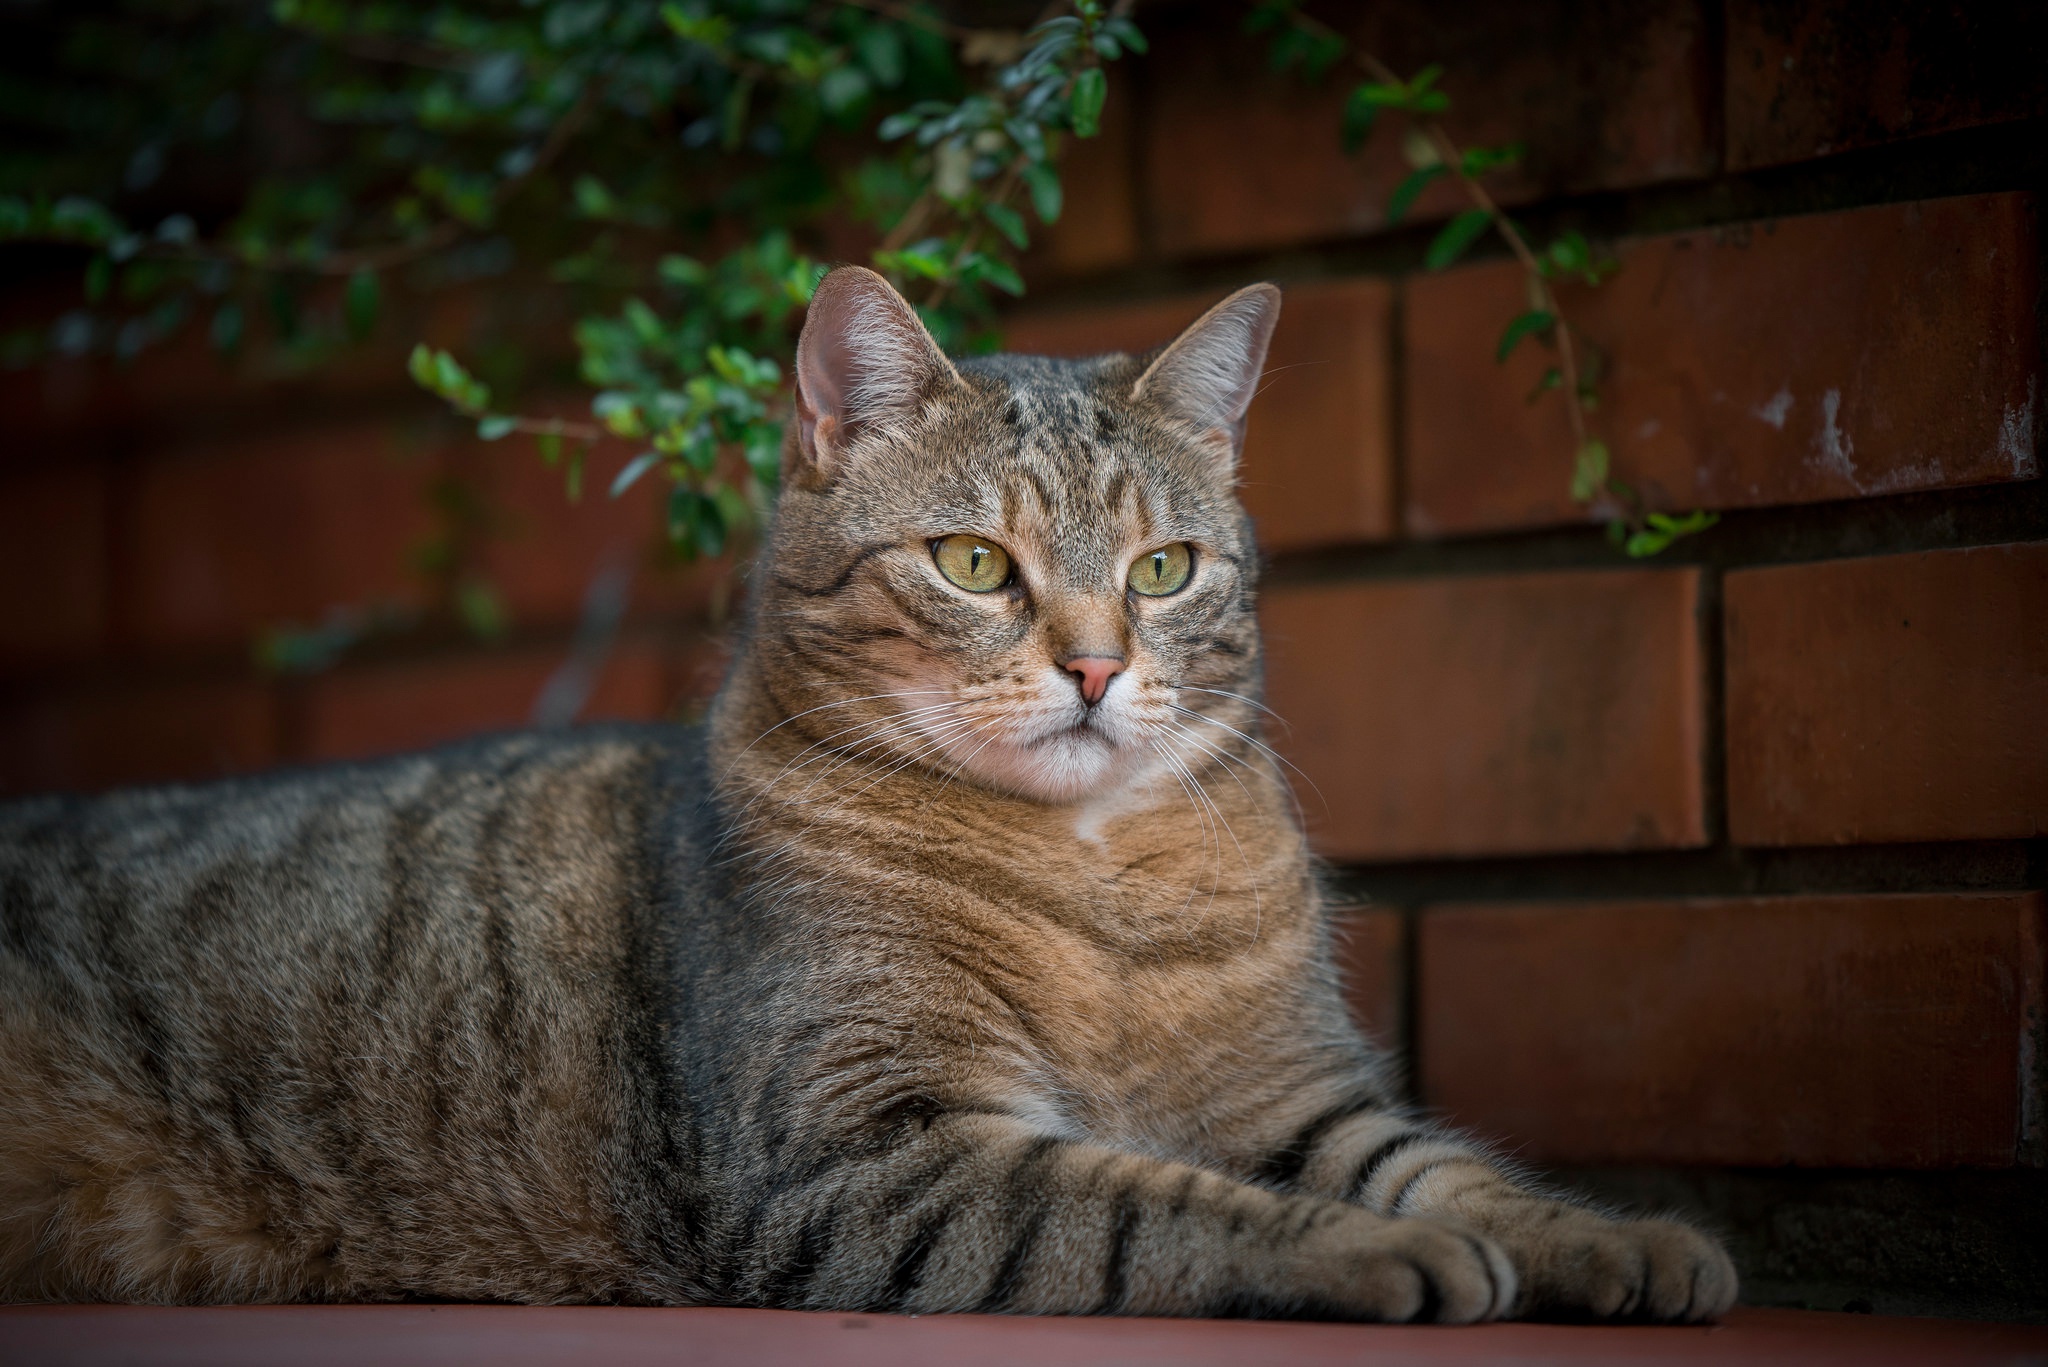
top-left (1327, 1216), bottom-right (1518, 1324)
top-left (1487, 1204), bottom-right (1737, 1322)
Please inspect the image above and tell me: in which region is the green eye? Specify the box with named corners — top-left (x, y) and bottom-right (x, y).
top-left (933, 534), bottom-right (1012, 592)
top-left (1128, 542), bottom-right (1193, 597)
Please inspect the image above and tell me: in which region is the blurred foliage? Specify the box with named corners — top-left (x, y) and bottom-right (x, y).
top-left (1, 0), bottom-right (1142, 587)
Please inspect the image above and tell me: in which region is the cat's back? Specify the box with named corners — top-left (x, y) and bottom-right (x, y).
top-left (0, 724), bottom-right (711, 1305)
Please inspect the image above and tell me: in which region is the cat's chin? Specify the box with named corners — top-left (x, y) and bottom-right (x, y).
top-left (941, 725), bottom-right (1142, 807)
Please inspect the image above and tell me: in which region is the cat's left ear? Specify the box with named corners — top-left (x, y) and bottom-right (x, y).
top-left (1131, 283), bottom-right (1281, 468)
top-left (791, 265), bottom-right (959, 485)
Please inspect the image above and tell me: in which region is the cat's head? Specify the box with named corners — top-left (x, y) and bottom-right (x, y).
top-left (735, 266), bottom-right (1278, 806)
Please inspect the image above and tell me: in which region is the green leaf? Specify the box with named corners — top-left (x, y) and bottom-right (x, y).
top-left (1461, 142), bottom-right (1525, 177)
top-left (408, 343), bottom-right (437, 390)
top-left (1570, 439), bottom-right (1610, 503)
top-left (982, 202), bottom-right (1029, 251)
top-left (1385, 164), bottom-right (1445, 223)
top-left (1104, 16), bottom-right (1147, 53)
top-left (1623, 508), bottom-right (1718, 556)
top-left (658, 254), bottom-right (708, 288)
top-left (535, 430), bottom-right (562, 467)
top-left (964, 254), bottom-right (1025, 296)
top-left (1340, 86), bottom-right (1378, 154)
top-left (476, 415), bottom-right (518, 441)
top-left (1070, 67), bottom-right (1107, 138)
top-left (610, 451), bottom-right (661, 498)
top-left (1423, 208), bottom-right (1492, 270)
top-left (1525, 366), bottom-right (1562, 403)
top-left (455, 577), bottom-right (507, 641)
top-left (1495, 309), bottom-right (1555, 362)
top-left (1021, 162), bottom-right (1063, 224)
top-left (344, 268), bottom-right (380, 342)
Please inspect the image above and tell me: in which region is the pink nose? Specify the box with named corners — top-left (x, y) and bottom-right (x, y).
top-left (1062, 656), bottom-right (1126, 706)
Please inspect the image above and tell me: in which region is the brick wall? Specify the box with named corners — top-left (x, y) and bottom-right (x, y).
top-left (2, 0), bottom-right (2045, 1322)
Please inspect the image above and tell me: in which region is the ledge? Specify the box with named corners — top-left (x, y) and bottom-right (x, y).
top-left (4, 1305), bottom-right (2045, 1366)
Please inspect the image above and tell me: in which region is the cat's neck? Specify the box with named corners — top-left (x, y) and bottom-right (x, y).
top-left (705, 655), bottom-right (1311, 945)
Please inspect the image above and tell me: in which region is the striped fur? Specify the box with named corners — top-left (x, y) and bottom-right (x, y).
top-left (0, 271), bottom-right (1735, 1319)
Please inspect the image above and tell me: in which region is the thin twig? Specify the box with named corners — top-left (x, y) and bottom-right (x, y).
top-left (1283, 9), bottom-right (1643, 525)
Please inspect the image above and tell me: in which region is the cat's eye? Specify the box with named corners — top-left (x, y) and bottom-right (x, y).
top-left (1127, 542), bottom-right (1194, 597)
top-left (933, 534), bottom-right (1012, 592)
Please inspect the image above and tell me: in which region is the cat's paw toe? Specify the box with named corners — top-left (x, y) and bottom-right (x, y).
top-left (1353, 1218), bottom-right (1517, 1324)
top-left (1542, 1216), bottom-right (1737, 1323)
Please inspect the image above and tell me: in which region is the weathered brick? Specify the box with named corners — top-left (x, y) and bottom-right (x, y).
top-left (1004, 279), bottom-right (1395, 550)
top-left (1261, 569), bottom-right (1705, 861)
top-left (298, 638), bottom-right (678, 763)
top-left (1417, 893), bottom-right (2046, 1166)
top-left (128, 423), bottom-right (441, 652)
top-left (1332, 908), bottom-right (1405, 1047)
top-left (1727, 1), bottom-right (2048, 171)
top-left (1725, 542), bottom-right (2048, 847)
top-left (1405, 194), bottom-right (2040, 536)
top-left (0, 464), bottom-right (109, 667)
top-left (0, 675), bottom-right (279, 797)
top-left (1143, 0), bottom-right (1715, 258)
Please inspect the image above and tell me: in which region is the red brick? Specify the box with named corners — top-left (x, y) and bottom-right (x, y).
top-left (1332, 908), bottom-right (1405, 1046)
top-left (299, 638), bottom-right (679, 764)
top-left (0, 675), bottom-right (279, 797)
top-left (128, 423), bottom-right (441, 652)
top-left (1725, 542), bottom-right (2048, 847)
top-left (1143, 0), bottom-right (1715, 258)
top-left (1417, 893), bottom-right (2046, 1167)
top-left (1261, 568), bottom-right (1705, 861)
top-left (1405, 194), bottom-right (2040, 536)
top-left (1004, 279), bottom-right (1395, 550)
top-left (0, 464), bottom-right (109, 667)
top-left (1727, 1), bottom-right (2048, 171)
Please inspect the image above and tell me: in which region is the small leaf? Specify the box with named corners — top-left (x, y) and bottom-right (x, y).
top-left (1070, 67), bottom-right (1107, 138)
top-left (1104, 16), bottom-right (1147, 53)
top-left (408, 343), bottom-right (436, 389)
top-left (1570, 439), bottom-right (1610, 503)
top-left (1524, 366), bottom-right (1562, 403)
top-left (610, 451), bottom-right (661, 498)
top-left (1423, 207), bottom-right (1492, 270)
top-left (536, 430), bottom-right (562, 467)
top-left (964, 254), bottom-right (1025, 296)
top-left (983, 201), bottom-right (1029, 250)
top-left (1021, 162), bottom-right (1063, 224)
top-left (1494, 309), bottom-right (1555, 362)
top-left (1340, 86), bottom-right (1378, 153)
top-left (455, 577), bottom-right (507, 641)
top-left (1461, 142), bottom-right (1526, 176)
top-left (1385, 164), bottom-right (1445, 223)
top-left (477, 415), bottom-right (518, 441)
top-left (344, 268), bottom-right (380, 341)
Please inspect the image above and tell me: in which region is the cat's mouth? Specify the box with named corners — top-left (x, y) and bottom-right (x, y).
top-left (1028, 714), bottom-right (1114, 748)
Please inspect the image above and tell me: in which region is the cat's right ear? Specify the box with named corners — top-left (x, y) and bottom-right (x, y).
top-left (791, 265), bottom-right (957, 485)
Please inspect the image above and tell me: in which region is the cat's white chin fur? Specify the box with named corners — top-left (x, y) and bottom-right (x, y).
top-left (910, 674), bottom-right (1179, 806)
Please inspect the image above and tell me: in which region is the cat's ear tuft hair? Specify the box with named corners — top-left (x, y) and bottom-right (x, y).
top-left (792, 265), bottom-right (958, 483)
top-left (1131, 283), bottom-right (1281, 467)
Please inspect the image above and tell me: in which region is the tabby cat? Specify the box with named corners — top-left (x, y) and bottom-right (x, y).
top-left (0, 267), bottom-right (1736, 1321)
